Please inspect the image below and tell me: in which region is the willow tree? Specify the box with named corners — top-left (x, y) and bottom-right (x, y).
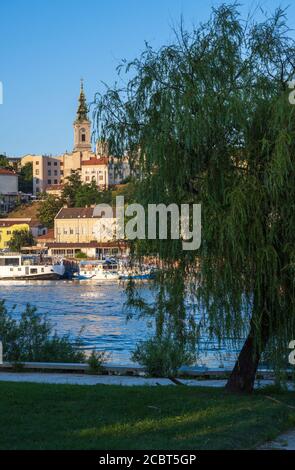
top-left (94, 4), bottom-right (295, 393)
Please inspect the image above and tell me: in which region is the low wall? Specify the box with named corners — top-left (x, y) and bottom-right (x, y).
top-left (0, 361), bottom-right (276, 379)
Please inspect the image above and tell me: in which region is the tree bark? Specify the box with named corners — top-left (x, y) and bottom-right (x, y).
top-left (225, 313), bottom-right (270, 394)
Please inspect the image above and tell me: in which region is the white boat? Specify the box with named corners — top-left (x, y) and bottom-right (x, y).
top-left (75, 259), bottom-right (119, 281)
top-left (118, 264), bottom-right (157, 281)
top-left (74, 259), bottom-right (157, 282)
top-left (0, 253), bottom-right (65, 280)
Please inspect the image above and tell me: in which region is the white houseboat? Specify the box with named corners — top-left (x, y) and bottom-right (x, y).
top-left (0, 253), bottom-right (65, 280)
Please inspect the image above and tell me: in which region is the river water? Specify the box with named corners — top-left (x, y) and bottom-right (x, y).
top-left (0, 280), bottom-right (241, 368)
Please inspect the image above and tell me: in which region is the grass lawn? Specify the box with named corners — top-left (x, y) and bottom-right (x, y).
top-left (0, 381), bottom-right (295, 450)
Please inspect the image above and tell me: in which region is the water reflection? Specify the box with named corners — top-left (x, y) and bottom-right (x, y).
top-left (0, 280), bottom-right (241, 368)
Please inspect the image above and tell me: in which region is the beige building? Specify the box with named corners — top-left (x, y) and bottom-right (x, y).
top-left (21, 154), bottom-right (61, 194)
top-left (81, 157), bottom-right (109, 189)
top-left (54, 207), bottom-right (116, 244)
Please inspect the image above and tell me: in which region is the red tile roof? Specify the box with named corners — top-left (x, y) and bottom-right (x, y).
top-left (81, 157), bottom-right (108, 166)
top-left (0, 168), bottom-right (17, 176)
top-left (37, 229), bottom-right (55, 240)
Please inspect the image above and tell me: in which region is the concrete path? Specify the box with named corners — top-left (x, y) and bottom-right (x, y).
top-left (259, 429), bottom-right (295, 450)
top-left (0, 371), bottom-right (282, 388)
top-left (0, 372), bottom-right (175, 386)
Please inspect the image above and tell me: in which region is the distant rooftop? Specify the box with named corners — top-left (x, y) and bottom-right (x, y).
top-left (55, 207), bottom-right (115, 219)
top-left (0, 168), bottom-right (17, 176)
top-left (81, 157), bottom-right (108, 166)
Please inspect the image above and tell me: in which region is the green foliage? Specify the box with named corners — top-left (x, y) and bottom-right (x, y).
top-left (0, 155), bottom-right (10, 168)
top-left (37, 194), bottom-right (63, 228)
top-left (87, 350), bottom-right (109, 374)
top-left (111, 180), bottom-right (137, 204)
top-left (0, 301), bottom-right (85, 363)
top-left (95, 4), bottom-right (295, 386)
top-left (18, 162), bottom-right (33, 193)
top-left (62, 169), bottom-right (112, 207)
top-left (75, 251), bottom-right (87, 259)
top-left (8, 229), bottom-right (35, 251)
top-left (62, 170), bottom-right (82, 207)
top-left (132, 335), bottom-right (195, 377)
top-left (75, 181), bottom-right (111, 207)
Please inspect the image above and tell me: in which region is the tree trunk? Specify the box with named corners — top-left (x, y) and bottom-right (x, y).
top-left (225, 312), bottom-right (270, 394)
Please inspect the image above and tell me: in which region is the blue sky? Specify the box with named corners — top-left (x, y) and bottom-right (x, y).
top-left (0, 0), bottom-right (294, 156)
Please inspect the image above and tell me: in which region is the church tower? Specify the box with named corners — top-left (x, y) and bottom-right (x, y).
top-left (73, 80), bottom-right (92, 152)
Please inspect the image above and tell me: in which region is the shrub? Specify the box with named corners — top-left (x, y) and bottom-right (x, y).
top-left (75, 252), bottom-right (87, 259)
top-left (87, 350), bottom-right (110, 374)
top-left (0, 301), bottom-right (85, 363)
top-left (131, 335), bottom-right (195, 377)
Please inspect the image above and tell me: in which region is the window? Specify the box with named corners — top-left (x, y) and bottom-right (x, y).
top-left (35, 161), bottom-right (39, 165)
top-left (54, 179), bottom-right (58, 184)
top-left (48, 170), bottom-right (51, 176)
top-left (54, 162), bottom-right (57, 166)
top-left (48, 162), bottom-right (51, 166)
top-left (70, 229), bottom-right (74, 235)
top-left (54, 170), bottom-right (58, 176)
top-left (35, 169), bottom-right (39, 175)
top-left (36, 178), bottom-right (39, 183)
top-left (48, 179), bottom-right (51, 184)
top-left (80, 128), bottom-right (86, 143)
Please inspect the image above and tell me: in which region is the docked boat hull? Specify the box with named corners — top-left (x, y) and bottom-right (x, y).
top-left (0, 272), bottom-right (63, 280)
top-left (0, 253), bottom-right (65, 281)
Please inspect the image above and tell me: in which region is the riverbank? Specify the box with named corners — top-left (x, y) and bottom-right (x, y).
top-left (0, 381), bottom-right (295, 449)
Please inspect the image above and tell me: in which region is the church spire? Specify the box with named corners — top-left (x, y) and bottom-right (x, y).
top-left (76, 78), bottom-right (88, 122)
top-left (73, 80), bottom-right (92, 151)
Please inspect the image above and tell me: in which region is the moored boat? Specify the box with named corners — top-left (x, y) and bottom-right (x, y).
top-left (118, 265), bottom-right (156, 281)
top-left (74, 259), bottom-right (119, 281)
top-left (0, 253), bottom-right (65, 280)
top-left (74, 259), bottom-right (157, 282)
